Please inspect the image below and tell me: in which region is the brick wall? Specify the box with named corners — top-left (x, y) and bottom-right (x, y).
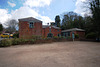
top-left (42, 26), bottom-right (61, 37)
top-left (70, 31), bottom-right (85, 39)
top-left (76, 31), bottom-right (85, 39)
top-left (19, 21), bottom-right (42, 38)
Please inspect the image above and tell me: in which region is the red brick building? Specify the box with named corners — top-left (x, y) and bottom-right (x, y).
top-left (42, 25), bottom-right (61, 38)
top-left (62, 28), bottom-right (85, 39)
top-left (19, 17), bottom-right (61, 38)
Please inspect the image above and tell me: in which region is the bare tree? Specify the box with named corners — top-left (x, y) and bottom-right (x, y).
top-left (4, 19), bottom-right (18, 33)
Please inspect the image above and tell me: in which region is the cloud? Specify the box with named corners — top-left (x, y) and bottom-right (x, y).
top-left (8, 1), bottom-right (16, 7)
top-left (0, 6), bottom-right (53, 26)
top-left (11, 6), bottom-right (53, 25)
top-left (0, 9), bottom-right (11, 25)
top-left (39, 16), bottom-right (54, 25)
top-left (10, 0), bottom-right (53, 25)
top-left (11, 6), bottom-right (39, 20)
top-left (24, 0), bottom-right (52, 7)
top-left (74, 0), bottom-right (91, 17)
top-left (0, 0), bottom-right (53, 27)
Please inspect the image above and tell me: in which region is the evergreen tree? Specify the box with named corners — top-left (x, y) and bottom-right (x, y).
top-left (55, 15), bottom-right (61, 27)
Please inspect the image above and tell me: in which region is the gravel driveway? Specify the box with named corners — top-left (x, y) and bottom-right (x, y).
top-left (0, 41), bottom-right (100, 67)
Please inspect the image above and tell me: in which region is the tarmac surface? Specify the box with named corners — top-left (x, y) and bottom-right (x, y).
top-left (0, 41), bottom-right (100, 67)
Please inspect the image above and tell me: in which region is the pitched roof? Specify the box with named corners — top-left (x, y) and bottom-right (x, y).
top-left (52, 26), bottom-right (61, 29)
top-left (42, 25), bottom-right (61, 29)
top-left (42, 25), bottom-right (49, 28)
top-left (18, 17), bottom-right (42, 22)
top-left (62, 28), bottom-right (85, 32)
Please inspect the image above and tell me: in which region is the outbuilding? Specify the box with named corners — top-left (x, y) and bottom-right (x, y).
top-left (62, 28), bottom-right (85, 39)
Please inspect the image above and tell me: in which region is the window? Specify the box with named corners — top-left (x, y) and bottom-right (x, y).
top-left (63, 33), bottom-right (65, 36)
top-left (68, 32), bottom-right (70, 36)
top-left (47, 33), bottom-right (53, 38)
top-left (29, 22), bottom-right (34, 28)
top-left (49, 28), bottom-right (51, 32)
top-left (58, 34), bottom-right (61, 37)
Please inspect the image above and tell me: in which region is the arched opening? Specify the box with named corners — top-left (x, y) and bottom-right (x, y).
top-left (47, 33), bottom-right (53, 38)
top-left (57, 34), bottom-right (61, 37)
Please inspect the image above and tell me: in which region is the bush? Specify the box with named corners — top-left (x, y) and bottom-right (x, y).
top-left (12, 38), bottom-right (20, 45)
top-left (12, 38), bottom-right (36, 45)
top-left (12, 38), bottom-right (25, 45)
top-left (66, 36), bottom-right (72, 39)
top-left (19, 39), bottom-right (28, 44)
top-left (75, 34), bottom-right (79, 38)
top-left (13, 33), bottom-right (19, 38)
top-left (0, 39), bottom-right (12, 47)
top-left (60, 36), bottom-right (66, 39)
top-left (53, 36), bottom-right (59, 39)
top-left (0, 32), bottom-right (2, 34)
top-left (32, 35), bottom-right (41, 40)
top-left (86, 32), bottom-right (96, 39)
top-left (28, 39), bottom-right (36, 44)
top-left (0, 38), bottom-right (37, 47)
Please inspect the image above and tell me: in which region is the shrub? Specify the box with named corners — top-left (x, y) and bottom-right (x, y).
top-left (12, 38), bottom-right (20, 45)
top-left (0, 32), bottom-right (2, 34)
top-left (53, 36), bottom-right (59, 39)
top-left (86, 32), bottom-right (96, 39)
top-left (32, 35), bottom-right (41, 40)
top-left (20, 39), bottom-right (28, 44)
top-left (28, 39), bottom-right (36, 44)
top-left (75, 34), bottom-right (79, 38)
top-left (61, 36), bottom-right (66, 39)
top-left (67, 36), bottom-right (72, 39)
top-left (0, 38), bottom-right (37, 47)
top-left (0, 39), bottom-right (12, 47)
top-left (13, 33), bottom-right (19, 38)
top-left (11, 38), bottom-right (35, 45)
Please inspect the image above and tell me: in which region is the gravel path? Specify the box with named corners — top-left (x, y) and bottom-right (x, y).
top-left (0, 41), bottom-right (100, 67)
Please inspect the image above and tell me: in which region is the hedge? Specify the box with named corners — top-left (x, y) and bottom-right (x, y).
top-left (86, 32), bottom-right (96, 39)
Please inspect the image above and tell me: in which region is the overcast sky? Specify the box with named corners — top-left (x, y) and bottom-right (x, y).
top-left (0, 0), bottom-right (88, 26)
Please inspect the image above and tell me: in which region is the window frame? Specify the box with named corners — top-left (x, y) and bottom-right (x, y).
top-left (49, 28), bottom-right (51, 32)
top-left (57, 34), bottom-right (61, 37)
top-left (29, 22), bottom-right (34, 28)
top-left (57, 29), bottom-right (59, 32)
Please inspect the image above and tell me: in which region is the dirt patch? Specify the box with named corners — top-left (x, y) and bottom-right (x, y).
top-left (0, 41), bottom-right (100, 67)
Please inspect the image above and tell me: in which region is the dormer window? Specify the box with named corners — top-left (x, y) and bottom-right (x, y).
top-left (29, 22), bottom-right (34, 28)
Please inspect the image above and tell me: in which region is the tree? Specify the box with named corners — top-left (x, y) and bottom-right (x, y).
top-left (89, 0), bottom-right (100, 38)
top-left (50, 22), bottom-right (55, 26)
top-left (55, 15), bottom-right (61, 27)
top-left (4, 19), bottom-right (18, 33)
top-left (0, 23), bottom-right (3, 32)
top-left (84, 16), bottom-right (93, 34)
top-left (61, 11), bottom-right (85, 30)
